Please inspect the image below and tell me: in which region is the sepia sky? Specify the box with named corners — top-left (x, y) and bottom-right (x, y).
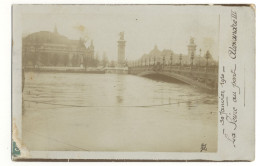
top-left (21, 5), bottom-right (219, 61)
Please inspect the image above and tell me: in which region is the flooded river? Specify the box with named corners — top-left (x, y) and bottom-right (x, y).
top-left (22, 72), bottom-right (218, 152)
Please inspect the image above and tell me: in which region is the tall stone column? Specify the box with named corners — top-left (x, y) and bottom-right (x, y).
top-left (117, 32), bottom-right (126, 67)
top-left (187, 37), bottom-right (196, 64)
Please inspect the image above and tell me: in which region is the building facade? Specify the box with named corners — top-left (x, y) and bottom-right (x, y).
top-left (131, 37), bottom-right (217, 67)
top-left (22, 28), bottom-right (95, 68)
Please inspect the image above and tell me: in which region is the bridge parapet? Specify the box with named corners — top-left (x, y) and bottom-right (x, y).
top-left (129, 65), bottom-right (217, 75)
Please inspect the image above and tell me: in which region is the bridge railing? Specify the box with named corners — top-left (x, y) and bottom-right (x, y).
top-left (129, 64), bottom-right (218, 76)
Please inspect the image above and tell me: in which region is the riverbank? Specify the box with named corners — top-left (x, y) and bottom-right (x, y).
top-left (24, 66), bottom-right (130, 74)
top-left (25, 67), bottom-right (105, 74)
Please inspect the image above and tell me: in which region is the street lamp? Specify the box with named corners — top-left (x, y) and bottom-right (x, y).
top-left (154, 57), bottom-right (156, 66)
top-left (205, 50), bottom-right (210, 67)
top-left (205, 50), bottom-right (211, 72)
top-left (163, 56), bottom-right (165, 67)
top-left (179, 54), bottom-right (182, 66)
top-left (170, 53), bottom-right (173, 66)
top-left (190, 52), bottom-right (194, 67)
top-left (199, 48), bottom-right (202, 67)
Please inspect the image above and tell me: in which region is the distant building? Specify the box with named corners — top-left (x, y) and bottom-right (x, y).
top-left (132, 37), bottom-right (217, 67)
top-left (22, 26), bottom-right (95, 68)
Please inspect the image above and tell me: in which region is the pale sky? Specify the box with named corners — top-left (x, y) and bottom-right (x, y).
top-left (21, 5), bottom-right (219, 61)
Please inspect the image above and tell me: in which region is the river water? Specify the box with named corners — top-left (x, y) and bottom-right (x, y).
top-left (22, 72), bottom-right (218, 152)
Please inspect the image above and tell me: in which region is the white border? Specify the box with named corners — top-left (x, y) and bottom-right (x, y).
top-left (0, 0), bottom-right (258, 165)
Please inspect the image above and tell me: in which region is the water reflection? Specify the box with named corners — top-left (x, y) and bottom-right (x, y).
top-left (116, 75), bottom-right (125, 105)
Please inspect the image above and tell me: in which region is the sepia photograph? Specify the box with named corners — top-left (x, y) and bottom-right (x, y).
top-left (19, 5), bottom-right (219, 153)
top-left (11, 4), bottom-right (255, 161)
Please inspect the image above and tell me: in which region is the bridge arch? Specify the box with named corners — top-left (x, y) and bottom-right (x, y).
top-left (138, 71), bottom-right (193, 85)
top-left (129, 67), bottom-right (218, 92)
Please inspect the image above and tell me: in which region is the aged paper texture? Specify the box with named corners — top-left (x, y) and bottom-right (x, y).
top-left (12, 4), bottom-right (255, 161)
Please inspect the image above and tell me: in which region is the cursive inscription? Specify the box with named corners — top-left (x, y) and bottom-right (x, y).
top-left (228, 10), bottom-right (238, 59)
top-left (219, 9), bottom-right (241, 148)
top-left (231, 64), bottom-right (240, 94)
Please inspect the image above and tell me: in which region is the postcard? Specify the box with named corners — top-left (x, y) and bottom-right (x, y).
top-left (12, 4), bottom-right (255, 161)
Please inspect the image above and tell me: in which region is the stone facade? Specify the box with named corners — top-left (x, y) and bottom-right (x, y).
top-left (22, 29), bottom-right (95, 68)
top-left (131, 38), bottom-right (217, 67)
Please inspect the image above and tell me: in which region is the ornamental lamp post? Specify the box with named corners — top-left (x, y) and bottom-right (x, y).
top-left (205, 50), bottom-right (211, 68)
top-left (163, 56), bottom-right (165, 67)
top-left (170, 53), bottom-right (173, 66)
top-left (154, 57), bottom-right (156, 66)
top-left (190, 52), bottom-right (194, 67)
top-left (205, 50), bottom-right (211, 73)
top-left (199, 48), bottom-right (202, 67)
top-left (179, 54), bottom-right (182, 66)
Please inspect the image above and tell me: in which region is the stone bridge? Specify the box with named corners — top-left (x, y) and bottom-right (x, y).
top-left (129, 65), bottom-right (218, 92)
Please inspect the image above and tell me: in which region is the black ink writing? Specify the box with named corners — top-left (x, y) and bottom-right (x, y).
top-left (228, 10), bottom-right (238, 59)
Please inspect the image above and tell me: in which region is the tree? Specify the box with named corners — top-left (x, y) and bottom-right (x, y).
top-left (110, 60), bottom-right (115, 67)
top-left (82, 55), bottom-right (88, 70)
top-left (95, 53), bottom-right (100, 67)
top-left (102, 52), bottom-right (108, 67)
top-left (71, 55), bottom-right (78, 67)
top-left (63, 54), bottom-right (69, 66)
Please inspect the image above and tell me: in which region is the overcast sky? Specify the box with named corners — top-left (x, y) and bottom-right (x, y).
top-left (21, 5), bottom-right (219, 61)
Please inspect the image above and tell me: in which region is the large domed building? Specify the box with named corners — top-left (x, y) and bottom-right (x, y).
top-left (131, 37), bottom-right (218, 67)
top-left (22, 27), bottom-right (95, 68)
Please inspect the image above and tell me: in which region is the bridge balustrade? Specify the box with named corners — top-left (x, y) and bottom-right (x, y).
top-left (129, 64), bottom-right (218, 77)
